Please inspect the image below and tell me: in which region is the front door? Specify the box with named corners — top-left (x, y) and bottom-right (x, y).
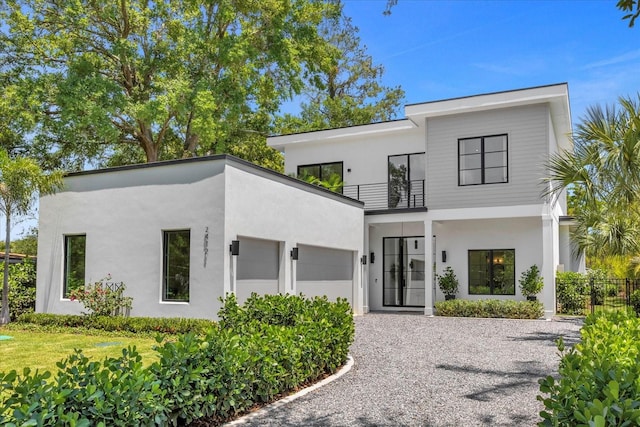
top-left (383, 236), bottom-right (425, 307)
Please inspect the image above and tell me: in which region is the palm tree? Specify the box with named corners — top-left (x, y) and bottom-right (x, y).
top-left (0, 151), bottom-right (63, 324)
top-left (546, 94), bottom-right (640, 256)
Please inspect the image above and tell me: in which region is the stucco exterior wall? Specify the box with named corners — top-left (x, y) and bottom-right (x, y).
top-left (223, 163), bottom-right (364, 313)
top-left (36, 160), bottom-right (226, 319)
top-left (281, 125), bottom-right (424, 187)
top-left (37, 156), bottom-right (365, 319)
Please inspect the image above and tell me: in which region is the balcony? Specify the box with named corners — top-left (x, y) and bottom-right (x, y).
top-left (343, 180), bottom-right (426, 212)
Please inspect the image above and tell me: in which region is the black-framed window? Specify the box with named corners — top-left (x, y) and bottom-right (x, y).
top-left (388, 152), bottom-right (425, 208)
top-left (459, 134), bottom-right (508, 185)
top-left (297, 161), bottom-right (343, 183)
top-left (468, 249), bottom-right (515, 295)
top-left (63, 234), bottom-right (86, 299)
top-left (163, 230), bottom-right (191, 302)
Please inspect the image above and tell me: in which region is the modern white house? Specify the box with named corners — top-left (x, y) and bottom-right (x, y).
top-left (35, 156), bottom-right (365, 319)
top-left (268, 82), bottom-right (584, 319)
top-left (36, 83), bottom-right (583, 320)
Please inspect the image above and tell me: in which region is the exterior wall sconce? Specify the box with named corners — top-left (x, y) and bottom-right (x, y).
top-left (442, 251), bottom-right (447, 263)
top-left (361, 255), bottom-right (367, 265)
top-left (290, 247), bottom-right (299, 260)
top-left (370, 252), bottom-right (375, 264)
top-left (230, 240), bottom-right (240, 256)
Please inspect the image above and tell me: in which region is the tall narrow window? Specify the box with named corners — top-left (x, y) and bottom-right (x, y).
top-left (459, 134), bottom-right (508, 185)
top-left (63, 234), bottom-right (86, 298)
top-left (388, 153), bottom-right (425, 208)
top-left (163, 230), bottom-right (191, 302)
top-left (468, 249), bottom-right (515, 295)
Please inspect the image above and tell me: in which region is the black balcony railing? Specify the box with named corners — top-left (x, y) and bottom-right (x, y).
top-left (343, 180), bottom-right (425, 211)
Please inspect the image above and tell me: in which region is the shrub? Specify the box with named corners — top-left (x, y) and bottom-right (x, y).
top-left (556, 271), bottom-right (588, 314)
top-left (437, 267), bottom-right (459, 297)
top-left (538, 310), bottom-right (640, 426)
top-left (68, 275), bottom-right (133, 316)
top-left (434, 299), bottom-right (543, 319)
top-left (15, 313), bottom-right (215, 335)
top-left (0, 293), bottom-right (355, 426)
top-left (0, 260), bottom-right (37, 321)
top-left (519, 264), bottom-right (543, 298)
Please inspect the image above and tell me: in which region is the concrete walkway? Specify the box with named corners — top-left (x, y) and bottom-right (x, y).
top-left (237, 313), bottom-right (582, 427)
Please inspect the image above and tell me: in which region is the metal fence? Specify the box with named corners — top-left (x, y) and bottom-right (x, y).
top-left (556, 277), bottom-right (640, 315)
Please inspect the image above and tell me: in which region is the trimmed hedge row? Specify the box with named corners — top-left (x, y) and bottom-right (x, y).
top-left (435, 299), bottom-right (544, 319)
top-left (538, 310), bottom-right (640, 426)
top-left (0, 293), bottom-right (355, 426)
top-left (15, 313), bottom-right (215, 335)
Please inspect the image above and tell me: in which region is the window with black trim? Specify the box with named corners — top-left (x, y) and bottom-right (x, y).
top-left (63, 234), bottom-right (86, 298)
top-left (163, 230), bottom-right (190, 302)
top-left (459, 134), bottom-right (508, 185)
top-left (468, 249), bottom-right (515, 295)
top-left (297, 161), bottom-right (343, 191)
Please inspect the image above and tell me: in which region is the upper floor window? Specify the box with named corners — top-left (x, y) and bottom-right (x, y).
top-left (458, 134), bottom-right (508, 186)
top-left (297, 161), bottom-right (343, 192)
top-left (63, 234), bottom-right (86, 299)
top-left (163, 230), bottom-right (190, 302)
top-left (297, 161), bottom-right (343, 182)
top-left (388, 153), bottom-right (425, 208)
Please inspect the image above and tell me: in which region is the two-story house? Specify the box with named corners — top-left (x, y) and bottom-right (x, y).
top-left (268, 83), bottom-right (584, 319)
top-left (35, 83), bottom-right (583, 320)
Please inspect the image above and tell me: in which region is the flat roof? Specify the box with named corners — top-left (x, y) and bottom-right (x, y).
top-left (64, 154), bottom-right (364, 209)
top-left (267, 83), bottom-right (571, 149)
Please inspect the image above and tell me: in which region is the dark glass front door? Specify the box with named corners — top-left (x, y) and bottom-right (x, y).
top-left (383, 236), bottom-right (425, 307)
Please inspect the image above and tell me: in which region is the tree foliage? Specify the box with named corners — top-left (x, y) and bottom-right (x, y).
top-left (276, 5), bottom-right (404, 134)
top-left (618, 0), bottom-right (640, 27)
top-left (0, 151), bottom-right (63, 324)
top-left (0, 0), bottom-right (339, 166)
top-left (546, 95), bottom-right (640, 256)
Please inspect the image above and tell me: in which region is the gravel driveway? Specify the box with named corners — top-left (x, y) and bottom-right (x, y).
top-left (238, 313), bottom-right (582, 427)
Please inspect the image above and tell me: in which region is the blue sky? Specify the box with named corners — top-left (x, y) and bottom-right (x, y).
top-left (340, 0), bottom-right (640, 123)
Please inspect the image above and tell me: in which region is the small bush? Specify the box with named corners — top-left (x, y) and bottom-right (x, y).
top-left (556, 271), bottom-right (588, 314)
top-left (538, 310), bottom-right (640, 426)
top-left (69, 275), bottom-right (133, 317)
top-left (436, 267), bottom-right (459, 297)
top-left (15, 313), bottom-right (215, 335)
top-left (435, 299), bottom-right (543, 319)
top-left (0, 260), bottom-right (37, 321)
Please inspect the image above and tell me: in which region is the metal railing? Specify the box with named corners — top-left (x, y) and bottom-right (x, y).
top-left (556, 277), bottom-right (640, 315)
top-left (343, 180), bottom-right (425, 211)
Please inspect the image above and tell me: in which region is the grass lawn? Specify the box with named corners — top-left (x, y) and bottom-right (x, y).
top-left (0, 328), bottom-right (160, 374)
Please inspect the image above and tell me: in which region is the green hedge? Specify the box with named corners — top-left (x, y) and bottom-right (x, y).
top-left (15, 313), bottom-right (215, 335)
top-left (538, 310), bottom-right (640, 426)
top-left (435, 299), bottom-right (544, 319)
top-left (0, 293), bottom-right (354, 426)
top-left (556, 271), bottom-right (589, 315)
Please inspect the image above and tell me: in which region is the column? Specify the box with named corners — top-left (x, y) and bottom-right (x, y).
top-left (424, 219), bottom-right (434, 316)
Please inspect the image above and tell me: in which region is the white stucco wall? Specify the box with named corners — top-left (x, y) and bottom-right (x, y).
top-left (37, 160), bottom-right (226, 319)
top-left (281, 125), bottom-right (425, 187)
top-left (223, 161), bottom-right (365, 313)
top-left (37, 156), bottom-right (366, 319)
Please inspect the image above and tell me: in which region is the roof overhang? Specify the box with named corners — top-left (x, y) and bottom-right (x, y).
top-left (405, 83), bottom-right (572, 150)
top-left (267, 119), bottom-right (417, 150)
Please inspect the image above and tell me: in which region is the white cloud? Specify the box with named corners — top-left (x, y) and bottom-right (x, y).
top-left (582, 49), bottom-right (640, 70)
